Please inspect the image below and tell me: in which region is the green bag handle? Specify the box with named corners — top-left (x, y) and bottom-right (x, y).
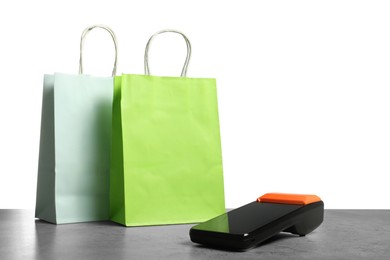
top-left (78, 24), bottom-right (118, 76)
top-left (144, 29), bottom-right (191, 77)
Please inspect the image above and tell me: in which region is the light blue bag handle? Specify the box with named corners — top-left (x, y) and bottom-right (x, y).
top-left (79, 24), bottom-right (118, 76)
top-left (144, 29), bottom-right (191, 77)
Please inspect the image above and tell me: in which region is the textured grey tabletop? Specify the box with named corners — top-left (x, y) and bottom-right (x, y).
top-left (0, 210), bottom-right (389, 260)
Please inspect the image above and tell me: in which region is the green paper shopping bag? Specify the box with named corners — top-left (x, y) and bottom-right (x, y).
top-left (110, 30), bottom-right (225, 226)
top-left (35, 25), bottom-right (117, 224)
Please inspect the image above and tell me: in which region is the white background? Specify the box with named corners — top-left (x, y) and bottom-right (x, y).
top-left (1, 0), bottom-right (390, 209)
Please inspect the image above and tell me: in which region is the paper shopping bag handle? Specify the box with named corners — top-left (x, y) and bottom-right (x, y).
top-left (144, 29), bottom-right (191, 77)
top-left (78, 24), bottom-right (118, 77)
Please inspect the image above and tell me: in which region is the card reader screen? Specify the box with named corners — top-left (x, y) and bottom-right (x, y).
top-left (192, 202), bottom-right (301, 235)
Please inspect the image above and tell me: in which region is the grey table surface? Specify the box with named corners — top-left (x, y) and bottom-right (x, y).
top-left (0, 210), bottom-right (389, 260)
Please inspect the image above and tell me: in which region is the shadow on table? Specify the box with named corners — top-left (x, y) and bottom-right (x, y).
top-left (33, 219), bottom-right (127, 260)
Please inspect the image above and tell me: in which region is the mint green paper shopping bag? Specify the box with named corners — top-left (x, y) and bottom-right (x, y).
top-left (35, 25), bottom-right (117, 224)
top-left (110, 30), bottom-right (225, 226)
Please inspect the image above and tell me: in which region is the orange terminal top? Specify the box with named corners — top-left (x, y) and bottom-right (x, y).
top-left (257, 193), bottom-right (321, 205)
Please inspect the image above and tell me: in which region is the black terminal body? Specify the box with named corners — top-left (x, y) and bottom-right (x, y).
top-left (190, 197), bottom-right (324, 251)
